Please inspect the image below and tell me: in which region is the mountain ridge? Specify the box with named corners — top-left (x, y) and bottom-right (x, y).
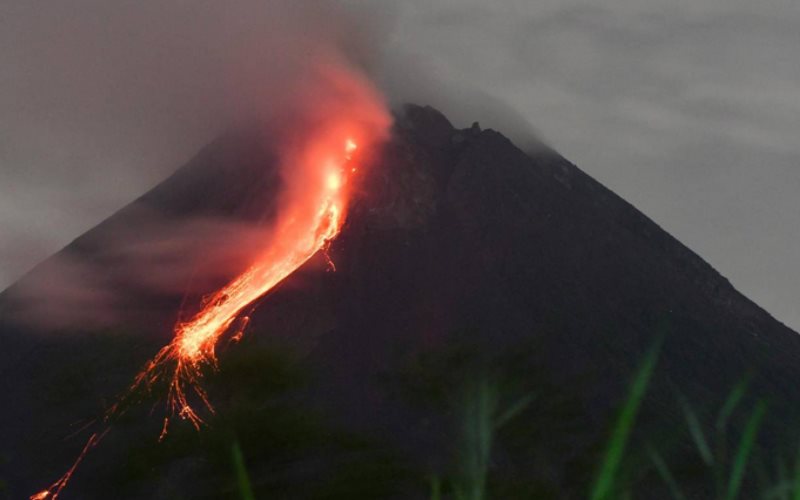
top-left (1, 103), bottom-right (798, 498)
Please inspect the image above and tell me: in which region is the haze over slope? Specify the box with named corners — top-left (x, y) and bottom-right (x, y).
top-left (1, 105), bottom-right (798, 498)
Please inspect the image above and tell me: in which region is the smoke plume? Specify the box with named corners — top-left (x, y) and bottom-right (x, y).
top-left (2, 0), bottom-right (392, 330)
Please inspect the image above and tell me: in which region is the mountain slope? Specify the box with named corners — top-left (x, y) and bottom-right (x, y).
top-left (1, 104), bottom-right (798, 498)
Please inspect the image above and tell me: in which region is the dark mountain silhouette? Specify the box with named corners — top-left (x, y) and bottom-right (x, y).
top-left (1, 104), bottom-right (799, 498)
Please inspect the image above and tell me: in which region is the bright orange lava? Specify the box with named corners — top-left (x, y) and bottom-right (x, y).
top-left (31, 432), bottom-right (104, 500)
top-left (33, 58), bottom-right (390, 499)
top-left (140, 135), bottom-right (360, 431)
top-left (32, 136), bottom-right (364, 500)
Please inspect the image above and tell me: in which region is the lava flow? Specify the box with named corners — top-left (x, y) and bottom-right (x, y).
top-left (139, 135), bottom-right (360, 432)
top-left (33, 54), bottom-right (390, 498)
top-left (32, 133), bottom-right (367, 500)
top-left (34, 121), bottom-right (389, 500)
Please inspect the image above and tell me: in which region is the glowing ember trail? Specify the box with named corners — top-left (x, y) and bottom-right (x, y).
top-left (32, 136), bottom-right (368, 499)
top-left (33, 56), bottom-right (389, 499)
top-left (32, 133), bottom-right (369, 499)
top-left (141, 135), bottom-right (359, 431)
top-left (31, 432), bottom-right (105, 500)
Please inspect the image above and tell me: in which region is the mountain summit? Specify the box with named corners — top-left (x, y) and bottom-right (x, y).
top-left (2, 104), bottom-right (799, 498)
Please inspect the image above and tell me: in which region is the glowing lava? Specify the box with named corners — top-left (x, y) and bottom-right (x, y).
top-left (33, 57), bottom-right (390, 499)
top-left (148, 135), bottom-right (358, 430)
top-left (32, 135), bottom-right (367, 499)
top-left (30, 432), bottom-right (106, 500)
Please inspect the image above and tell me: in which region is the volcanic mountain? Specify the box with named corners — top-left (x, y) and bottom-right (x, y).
top-left (2, 104), bottom-right (799, 498)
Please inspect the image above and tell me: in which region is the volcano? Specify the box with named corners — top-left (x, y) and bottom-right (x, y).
top-left (2, 104), bottom-right (799, 499)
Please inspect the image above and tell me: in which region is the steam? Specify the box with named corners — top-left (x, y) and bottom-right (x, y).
top-left (2, 0), bottom-right (392, 330)
top-left (1, 0), bottom-right (539, 330)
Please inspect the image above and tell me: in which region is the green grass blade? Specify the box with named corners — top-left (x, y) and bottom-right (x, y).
top-left (776, 457), bottom-right (789, 500)
top-left (677, 391), bottom-right (713, 465)
top-left (429, 475), bottom-right (442, 500)
top-left (494, 393), bottom-right (535, 429)
top-left (761, 481), bottom-right (796, 500)
top-left (646, 443), bottom-right (687, 500)
top-left (590, 339), bottom-right (662, 500)
top-left (792, 441), bottom-right (800, 500)
top-left (726, 400), bottom-right (767, 500)
top-left (716, 379), bottom-right (751, 497)
top-left (717, 377), bottom-right (751, 433)
top-left (456, 376), bottom-right (496, 500)
top-left (231, 440), bottom-right (256, 500)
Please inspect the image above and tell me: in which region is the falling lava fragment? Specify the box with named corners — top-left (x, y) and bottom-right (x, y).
top-left (31, 135), bottom-right (365, 500)
top-left (30, 432), bottom-right (104, 500)
top-left (32, 53), bottom-right (391, 497)
top-left (140, 136), bottom-right (360, 431)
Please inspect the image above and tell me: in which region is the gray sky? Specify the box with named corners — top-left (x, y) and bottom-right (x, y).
top-left (1, 0), bottom-right (798, 330)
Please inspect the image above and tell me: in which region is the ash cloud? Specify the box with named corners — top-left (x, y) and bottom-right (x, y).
top-left (0, 0), bottom-right (393, 330)
top-left (0, 0), bottom-right (531, 331)
top-left (6, 210), bottom-right (278, 329)
top-left (4, 0), bottom-right (798, 333)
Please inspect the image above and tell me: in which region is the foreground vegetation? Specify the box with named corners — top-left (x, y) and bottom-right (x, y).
top-left (7, 330), bottom-right (799, 499)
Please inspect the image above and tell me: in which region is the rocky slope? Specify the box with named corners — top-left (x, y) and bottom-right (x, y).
top-left (1, 104), bottom-right (799, 498)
